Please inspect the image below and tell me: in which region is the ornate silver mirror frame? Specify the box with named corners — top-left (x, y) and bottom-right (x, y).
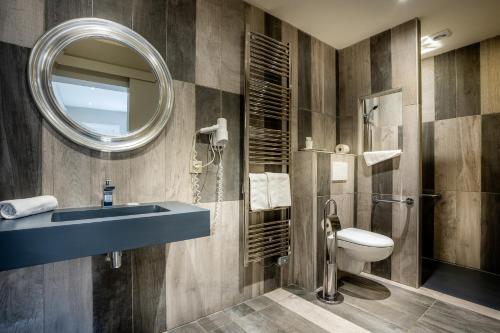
top-left (28, 18), bottom-right (174, 152)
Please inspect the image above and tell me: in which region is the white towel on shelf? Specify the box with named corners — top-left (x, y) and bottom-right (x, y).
top-left (363, 150), bottom-right (402, 167)
top-left (249, 173), bottom-right (270, 211)
top-left (0, 195), bottom-right (58, 220)
top-left (265, 172), bottom-right (291, 208)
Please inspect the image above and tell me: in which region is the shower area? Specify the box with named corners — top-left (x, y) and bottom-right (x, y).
top-left (420, 36), bottom-right (500, 310)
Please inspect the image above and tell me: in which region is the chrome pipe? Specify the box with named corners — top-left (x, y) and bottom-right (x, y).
top-left (372, 194), bottom-right (414, 206)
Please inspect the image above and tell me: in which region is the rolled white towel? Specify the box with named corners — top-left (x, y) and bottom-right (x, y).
top-left (0, 195), bottom-right (58, 220)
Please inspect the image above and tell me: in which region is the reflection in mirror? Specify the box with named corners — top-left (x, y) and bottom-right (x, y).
top-left (362, 90), bottom-right (403, 152)
top-left (51, 38), bottom-right (159, 136)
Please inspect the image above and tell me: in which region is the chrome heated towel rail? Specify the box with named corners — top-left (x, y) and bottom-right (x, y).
top-left (243, 30), bottom-right (292, 265)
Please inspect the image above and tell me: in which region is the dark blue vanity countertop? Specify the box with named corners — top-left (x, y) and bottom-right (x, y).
top-left (0, 201), bottom-right (210, 271)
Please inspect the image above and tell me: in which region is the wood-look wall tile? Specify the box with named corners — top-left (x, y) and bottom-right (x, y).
top-left (129, 133), bottom-right (166, 203)
top-left (195, 85), bottom-right (221, 202)
top-left (92, 0), bottom-right (133, 28)
top-left (132, 0), bottom-right (167, 59)
top-left (222, 91), bottom-right (244, 201)
top-left (422, 122), bottom-right (434, 191)
top-left (0, 42), bottom-right (42, 201)
top-left (481, 113), bottom-right (500, 193)
top-left (0, 0), bottom-right (44, 47)
top-left (43, 258), bottom-right (93, 333)
top-left (338, 116), bottom-right (354, 151)
top-left (311, 111), bottom-right (324, 150)
top-left (434, 51), bottom-right (456, 120)
top-left (291, 151), bottom-right (316, 290)
top-left (165, 80), bottom-right (196, 203)
top-left (481, 193), bottom-right (500, 274)
top-left (42, 121), bottom-right (55, 195)
top-left (44, 0), bottom-right (92, 30)
top-left (457, 116), bottom-right (481, 192)
top-left (434, 119), bottom-right (458, 191)
top-left (311, 37), bottom-right (324, 113)
top-left (264, 13), bottom-right (281, 40)
top-left (480, 36), bottom-right (500, 115)
top-left (323, 114), bottom-right (336, 152)
top-left (434, 191), bottom-right (457, 263)
top-left (221, 0), bottom-right (244, 95)
top-left (196, 0), bottom-right (221, 90)
top-left (0, 266), bottom-right (44, 333)
top-left (355, 192), bottom-right (372, 233)
top-left (132, 245), bottom-right (167, 333)
top-left (371, 195), bottom-right (392, 279)
top-left (356, 155), bottom-right (372, 194)
top-left (456, 43), bottom-right (480, 117)
top-left (298, 30), bottom-right (311, 111)
top-left (90, 151), bottom-right (131, 206)
top-left (338, 39), bottom-right (370, 153)
top-left (392, 196), bottom-right (419, 287)
top-left (166, 0), bottom-right (196, 83)
top-left (165, 201), bottom-right (241, 329)
top-left (456, 192), bottom-right (481, 269)
top-left (92, 253), bottom-right (133, 333)
top-left (372, 160), bottom-right (393, 195)
top-left (323, 45), bottom-right (336, 117)
top-left (298, 109), bottom-right (312, 149)
top-left (51, 131), bottom-right (92, 208)
top-left (244, 3), bottom-right (265, 34)
top-left (331, 154), bottom-right (355, 194)
top-left (370, 30), bottom-right (392, 94)
top-left (316, 152), bottom-right (330, 196)
top-left (391, 19), bottom-right (419, 106)
top-left (422, 58), bottom-right (435, 122)
top-left (400, 104), bottom-right (420, 196)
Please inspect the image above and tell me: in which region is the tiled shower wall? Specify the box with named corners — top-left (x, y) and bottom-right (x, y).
top-left (0, 1), bottom-right (337, 332)
top-left (421, 36), bottom-right (500, 275)
top-left (337, 19), bottom-right (422, 287)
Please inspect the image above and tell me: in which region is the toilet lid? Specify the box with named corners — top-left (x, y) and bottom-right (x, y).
top-left (336, 228), bottom-right (394, 248)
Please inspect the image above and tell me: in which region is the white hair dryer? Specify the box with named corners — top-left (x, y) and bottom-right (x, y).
top-left (198, 118), bottom-right (228, 147)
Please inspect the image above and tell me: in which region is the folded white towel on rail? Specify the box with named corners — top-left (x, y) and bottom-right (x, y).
top-left (0, 195), bottom-right (58, 220)
top-left (249, 173), bottom-right (270, 211)
top-left (363, 150), bottom-right (402, 167)
top-left (266, 172), bottom-right (291, 208)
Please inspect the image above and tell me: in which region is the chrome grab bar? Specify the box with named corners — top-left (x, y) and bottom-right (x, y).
top-left (372, 194), bottom-right (414, 206)
top-left (421, 193), bottom-right (441, 199)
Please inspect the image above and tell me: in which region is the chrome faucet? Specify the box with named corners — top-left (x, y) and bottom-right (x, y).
top-left (102, 179), bottom-right (122, 269)
top-left (103, 179), bottom-right (115, 207)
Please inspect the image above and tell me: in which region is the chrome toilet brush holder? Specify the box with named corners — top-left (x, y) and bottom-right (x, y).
top-left (317, 198), bottom-right (343, 304)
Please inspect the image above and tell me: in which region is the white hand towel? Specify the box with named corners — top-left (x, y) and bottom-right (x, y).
top-left (363, 150), bottom-right (402, 167)
top-left (265, 173), bottom-right (291, 208)
top-left (331, 161), bottom-right (348, 182)
top-left (249, 173), bottom-right (270, 211)
top-left (0, 195), bottom-right (58, 220)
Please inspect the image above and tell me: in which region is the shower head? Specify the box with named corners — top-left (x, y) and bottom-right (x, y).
top-left (363, 104), bottom-right (379, 123)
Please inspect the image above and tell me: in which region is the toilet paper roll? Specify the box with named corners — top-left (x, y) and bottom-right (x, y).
top-left (335, 144), bottom-right (350, 154)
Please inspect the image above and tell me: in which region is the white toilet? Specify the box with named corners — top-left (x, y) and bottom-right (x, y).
top-left (332, 228), bottom-right (394, 275)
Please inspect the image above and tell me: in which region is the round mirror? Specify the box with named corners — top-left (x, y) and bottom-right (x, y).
top-left (29, 18), bottom-right (173, 152)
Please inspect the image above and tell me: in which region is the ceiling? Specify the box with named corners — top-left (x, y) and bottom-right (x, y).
top-left (245, 0), bottom-right (500, 58)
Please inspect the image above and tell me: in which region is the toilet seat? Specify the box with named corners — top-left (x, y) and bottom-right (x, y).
top-left (337, 228), bottom-right (394, 248)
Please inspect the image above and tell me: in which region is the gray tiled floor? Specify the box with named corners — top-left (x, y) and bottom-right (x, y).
top-left (167, 274), bottom-right (500, 333)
